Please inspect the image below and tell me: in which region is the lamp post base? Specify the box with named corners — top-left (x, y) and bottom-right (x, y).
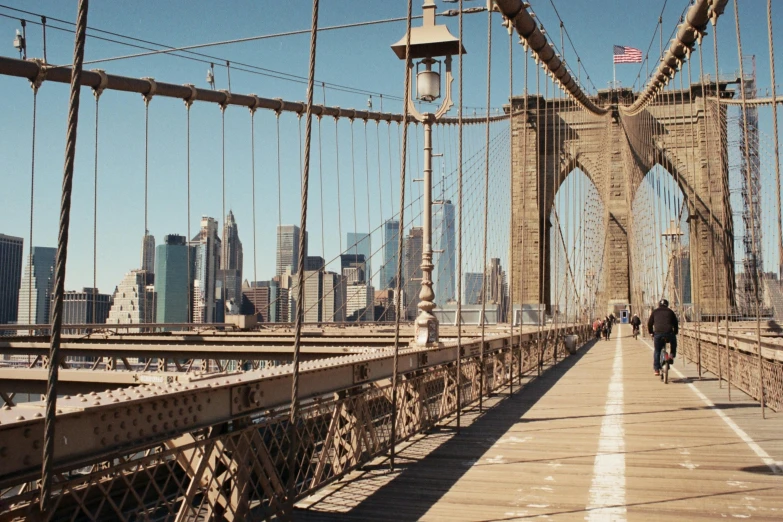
top-left (415, 312), bottom-right (439, 345)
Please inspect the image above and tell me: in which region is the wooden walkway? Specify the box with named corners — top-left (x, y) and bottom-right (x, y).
top-left (296, 325), bottom-right (783, 521)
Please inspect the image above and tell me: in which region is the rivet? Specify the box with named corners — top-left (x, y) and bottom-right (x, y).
top-left (152, 425), bottom-right (158, 433)
top-left (197, 405), bottom-right (202, 412)
top-left (192, 415), bottom-right (197, 423)
top-left (16, 416), bottom-right (25, 421)
top-left (77, 393), bottom-right (84, 398)
top-left (100, 437), bottom-right (106, 446)
top-left (81, 398), bottom-right (88, 402)
top-left (34, 413), bottom-right (42, 418)
top-left (93, 401), bottom-right (101, 406)
top-left (114, 434), bottom-right (119, 443)
top-left (93, 427), bottom-right (100, 435)
top-left (63, 395), bottom-right (71, 400)
top-left (56, 409), bottom-right (62, 414)
top-left (33, 440), bottom-right (40, 450)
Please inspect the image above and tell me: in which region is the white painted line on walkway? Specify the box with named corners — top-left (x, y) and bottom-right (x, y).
top-left (586, 330), bottom-right (626, 521)
top-left (641, 338), bottom-right (783, 475)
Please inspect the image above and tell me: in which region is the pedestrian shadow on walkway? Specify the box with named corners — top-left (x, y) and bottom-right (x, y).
top-left (295, 339), bottom-right (600, 522)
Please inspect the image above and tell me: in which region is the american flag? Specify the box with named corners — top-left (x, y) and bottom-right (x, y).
top-left (613, 45), bottom-right (643, 64)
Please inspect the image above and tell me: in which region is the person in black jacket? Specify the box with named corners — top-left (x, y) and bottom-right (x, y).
top-left (630, 313), bottom-right (641, 337)
top-left (647, 299), bottom-right (678, 376)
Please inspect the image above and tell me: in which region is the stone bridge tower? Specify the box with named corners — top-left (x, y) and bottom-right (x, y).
top-left (509, 85), bottom-right (735, 319)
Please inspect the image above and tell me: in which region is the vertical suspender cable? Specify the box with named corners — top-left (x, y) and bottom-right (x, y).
top-left (220, 104), bottom-right (226, 322)
top-left (698, 41), bottom-right (721, 381)
top-left (519, 45), bottom-right (528, 382)
top-left (456, 0), bottom-right (464, 432)
top-left (186, 98), bottom-right (193, 325)
top-left (28, 89), bottom-right (38, 334)
top-left (390, 0), bottom-right (413, 471)
top-left (508, 28), bottom-right (514, 395)
top-left (686, 58), bottom-right (703, 376)
top-left (91, 84), bottom-right (102, 326)
top-left (733, 0), bottom-right (765, 417)
top-left (536, 61), bottom-right (542, 375)
top-left (541, 72), bottom-right (549, 369)
top-left (767, 0), bottom-right (782, 286)
top-left (479, 5), bottom-right (492, 413)
top-left (250, 108), bottom-right (258, 285)
top-left (41, 0), bottom-right (89, 513)
top-left (289, 0), bottom-right (319, 506)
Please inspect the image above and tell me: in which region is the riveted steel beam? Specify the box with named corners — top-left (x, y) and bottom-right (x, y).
top-left (0, 56), bottom-right (507, 126)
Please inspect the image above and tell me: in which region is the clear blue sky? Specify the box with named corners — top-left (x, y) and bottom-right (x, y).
top-left (0, 0), bottom-right (780, 294)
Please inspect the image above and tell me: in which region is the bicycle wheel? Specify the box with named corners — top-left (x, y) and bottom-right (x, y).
top-left (663, 359), bottom-right (669, 384)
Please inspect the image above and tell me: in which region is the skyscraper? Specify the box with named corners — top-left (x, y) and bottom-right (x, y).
top-left (464, 273), bottom-right (484, 305)
top-left (346, 282), bottom-right (373, 321)
top-left (140, 233), bottom-right (155, 283)
top-left (242, 280), bottom-right (289, 323)
top-left (347, 232), bottom-right (371, 284)
top-left (276, 225), bottom-right (307, 277)
top-left (433, 200), bottom-right (456, 303)
top-left (292, 270), bottom-right (323, 322)
top-left (0, 234), bottom-right (23, 328)
top-left (382, 220), bottom-right (400, 289)
top-left (219, 211), bottom-right (243, 312)
top-left (340, 253), bottom-right (366, 283)
top-left (304, 256), bottom-right (325, 272)
top-left (190, 217), bottom-right (221, 323)
top-left (486, 258), bottom-right (508, 320)
top-left (403, 227), bottom-right (423, 320)
top-left (17, 246), bottom-right (56, 330)
top-left (51, 288), bottom-right (112, 333)
top-left (107, 270), bottom-right (156, 332)
top-left (155, 234), bottom-right (192, 325)
top-left (322, 271), bottom-right (346, 322)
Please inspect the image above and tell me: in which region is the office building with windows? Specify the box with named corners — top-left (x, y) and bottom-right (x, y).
top-left (0, 234), bottom-right (23, 328)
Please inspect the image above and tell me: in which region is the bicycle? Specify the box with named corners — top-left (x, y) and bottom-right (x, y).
top-left (632, 324), bottom-right (639, 340)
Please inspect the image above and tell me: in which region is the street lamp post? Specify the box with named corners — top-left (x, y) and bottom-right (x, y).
top-left (392, 0), bottom-right (465, 345)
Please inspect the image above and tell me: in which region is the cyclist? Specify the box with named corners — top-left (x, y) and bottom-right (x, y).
top-left (630, 313), bottom-right (641, 338)
top-left (647, 299), bottom-right (678, 376)
top-left (603, 315), bottom-right (612, 340)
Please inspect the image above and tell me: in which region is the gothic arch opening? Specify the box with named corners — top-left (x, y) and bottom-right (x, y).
top-left (548, 167), bottom-right (606, 322)
top-left (630, 164), bottom-right (691, 316)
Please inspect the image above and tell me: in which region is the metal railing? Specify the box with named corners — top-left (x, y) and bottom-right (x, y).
top-left (0, 324), bottom-right (589, 520)
top-left (680, 323), bottom-right (783, 412)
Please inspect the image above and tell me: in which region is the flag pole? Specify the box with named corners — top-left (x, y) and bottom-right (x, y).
top-left (613, 50), bottom-right (616, 90)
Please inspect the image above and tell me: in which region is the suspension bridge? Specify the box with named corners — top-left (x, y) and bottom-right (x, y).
top-left (0, 0), bottom-right (782, 519)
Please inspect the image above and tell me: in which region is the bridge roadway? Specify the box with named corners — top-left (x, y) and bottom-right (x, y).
top-left (296, 325), bottom-right (783, 521)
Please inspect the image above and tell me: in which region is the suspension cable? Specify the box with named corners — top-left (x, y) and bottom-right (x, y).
top-left (478, 4), bottom-right (492, 413)
top-left (733, 0), bottom-right (765, 417)
top-left (455, 0), bottom-right (464, 433)
top-left (41, 0), bottom-right (89, 513)
top-left (289, 0), bottom-right (319, 507)
top-left (389, 0), bottom-right (413, 471)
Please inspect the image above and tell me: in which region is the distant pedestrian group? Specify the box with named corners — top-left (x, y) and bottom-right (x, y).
top-left (592, 313), bottom-right (616, 341)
